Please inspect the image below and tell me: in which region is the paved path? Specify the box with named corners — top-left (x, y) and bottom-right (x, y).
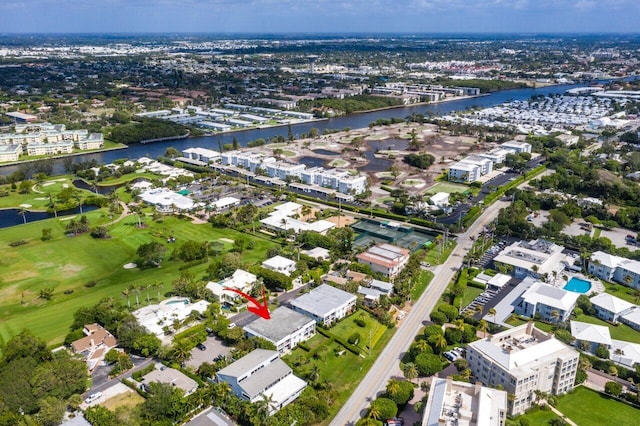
top-left (548, 405), bottom-right (578, 426)
top-left (330, 199), bottom-right (510, 425)
top-left (104, 201), bottom-right (130, 226)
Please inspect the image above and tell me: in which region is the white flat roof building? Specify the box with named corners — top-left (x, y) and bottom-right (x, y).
top-left (493, 239), bottom-right (569, 279)
top-left (211, 196), bottom-right (241, 211)
top-left (501, 141), bottom-right (532, 154)
top-left (243, 306), bottom-right (315, 354)
top-left (422, 377), bottom-right (507, 426)
top-left (467, 322), bottom-right (579, 416)
top-left (182, 147), bottom-right (221, 163)
top-left (262, 255), bottom-right (297, 276)
top-left (139, 188), bottom-right (196, 212)
top-left (133, 297), bottom-right (210, 337)
top-left (207, 269), bottom-right (257, 306)
top-left (216, 349), bottom-right (306, 415)
top-left (289, 284), bottom-right (357, 327)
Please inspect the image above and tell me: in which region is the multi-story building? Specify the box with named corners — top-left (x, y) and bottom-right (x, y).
top-left (0, 144), bottom-right (21, 162)
top-left (448, 156), bottom-right (493, 183)
top-left (243, 307), bottom-right (315, 354)
top-left (0, 123), bottom-right (103, 156)
top-left (216, 349), bottom-right (306, 415)
top-left (514, 280), bottom-right (579, 323)
top-left (207, 269), bottom-right (257, 307)
top-left (493, 239), bottom-right (569, 279)
top-left (501, 141), bottom-right (532, 154)
top-left (289, 284), bottom-right (356, 327)
top-left (589, 251), bottom-right (640, 289)
top-left (422, 377), bottom-right (507, 426)
top-left (589, 293), bottom-right (635, 324)
top-left (356, 243), bottom-right (410, 279)
top-left (466, 322), bottom-right (579, 416)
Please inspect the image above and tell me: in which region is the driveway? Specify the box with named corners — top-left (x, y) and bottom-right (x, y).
top-left (185, 335), bottom-right (233, 369)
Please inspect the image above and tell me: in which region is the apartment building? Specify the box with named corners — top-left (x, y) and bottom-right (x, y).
top-left (493, 239), bottom-right (569, 279)
top-left (356, 243), bottom-right (410, 279)
top-left (243, 307), bottom-right (316, 354)
top-left (514, 280), bottom-right (579, 323)
top-left (448, 156), bottom-right (493, 183)
top-left (466, 322), bottom-right (579, 416)
top-left (289, 284), bottom-right (356, 327)
top-left (216, 349), bottom-right (306, 415)
top-left (422, 377), bottom-right (507, 426)
top-left (589, 251), bottom-right (640, 289)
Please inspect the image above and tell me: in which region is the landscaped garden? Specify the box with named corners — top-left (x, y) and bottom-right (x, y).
top-left (554, 386), bottom-right (638, 426)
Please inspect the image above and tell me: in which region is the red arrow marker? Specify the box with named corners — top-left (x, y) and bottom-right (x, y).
top-left (223, 286), bottom-right (271, 319)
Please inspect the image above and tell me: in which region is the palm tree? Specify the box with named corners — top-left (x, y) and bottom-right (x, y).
top-left (130, 284), bottom-right (140, 307)
top-left (171, 339), bottom-right (192, 365)
top-left (488, 307), bottom-right (497, 324)
top-left (415, 339), bottom-right (430, 354)
top-left (153, 281), bottom-right (163, 300)
top-left (550, 310), bottom-right (560, 323)
top-left (18, 207), bottom-right (27, 225)
top-left (139, 283), bottom-right (150, 304)
top-left (367, 403), bottom-right (382, 420)
top-left (386, 380), bottom-right (400, 398)
top-left (478, 320), bottom-right (489, 338)
top-left (122, 288), bottom-right (131, 308)
top-left (614, 348), bottom-right (625, 364)
top-left (431, 334), bottom-right (448, 354)
top-left (403, 362), bottom-right (419, 381)
top-left (308, 364), bottom-right (321, 383)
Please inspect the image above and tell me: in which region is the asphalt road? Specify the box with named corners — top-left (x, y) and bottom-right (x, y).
top-left (330, 198), bottom-right (511, 425)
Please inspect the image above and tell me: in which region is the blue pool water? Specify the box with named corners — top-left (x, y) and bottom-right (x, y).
top-left (564, 277), bottom-right (592, 294)
top-left (166, 299), bottom-right (189, 305)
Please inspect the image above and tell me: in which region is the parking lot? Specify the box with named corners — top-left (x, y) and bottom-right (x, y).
top-left (185, 335), bottom-right (233, 369)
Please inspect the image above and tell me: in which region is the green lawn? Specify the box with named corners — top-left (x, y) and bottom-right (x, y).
top-left (0, 212), bottom-right (277, 346)
top-left (554, 386), bottom-right (640, 426)
top-left (0, 177), bottom-right (97, 210)
top-left (411, 270), bottom-right (434, 302)
top-left (96, 171), bottom-right (160, 187)
top-left (460, 286), bottom-right (484, 308)
top-left (284, 312), bottom-right (394, 425)
top-left (604, 282), bottom-right (640, 305)
top-left (330, 310), bottom-right (388, 353)
top-left (574, 314), bottom-right (640, 344)
top-left (508, 406), bottom-right (560, 425)
top-left (423, 241), bottom-right (456, 265)
top-left (425, 182), bottom-right (469, 194)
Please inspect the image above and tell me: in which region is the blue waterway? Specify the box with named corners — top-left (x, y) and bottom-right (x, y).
top-left (0, 82), bottom-right (588, 177)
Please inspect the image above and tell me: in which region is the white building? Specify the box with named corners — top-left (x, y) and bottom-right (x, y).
top-left (514, 281), bottom-right (579, 323)
top-left (466, 322), bottom-right (579, 416)
top-left (207, 269), bottom-right (257, 306)
top-left (133, 297), bottom-right (210, 337)
top-left (501, 141), bottom-right (532, 154)
top-left (210, 196), bottom-right (241, 211)
top-left (216, 349), bottom-right (306, 415)
top-left (429, 192), bottom-right (450, 209)
top-left (243, 307), bottom-right (315, 354)
top-left (138, 188), bottom-right (196, 213)
top-left (289, 284), bottom-right (357, 327)
top-left (479, 148), bottom-right (512, 165)
top-left (262, 255), bottom-right (297, 276)
top-left (356, 243), bottom-right (410, 279)
top-left (620, 309), bottom-right (640, 331)
top-left (493, 239), bottom-right (569, 279)
top-left (589, 251), bottom-right (640, 289)
top-left (589, 293), bottom-right (635, 324)
top-left (422, 377), bottom-right (507, 426)
top-left (182, 147), bottom-right (221, 163)
top-left (0, 144), bottom-right (21, 162)
top-left (260, 201), bottom-right (335, 235)
top-left (448, 156), bottom-right (493, 183)
top-left (570, 321), bottom-right (612, 352)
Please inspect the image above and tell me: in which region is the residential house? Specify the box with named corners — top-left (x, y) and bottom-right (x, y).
top-left (262, 255), bottom-right (297, 276)
top-left (140, 365), bottom-right (198, 396)
top-left (207, 270), bottom-right (257, 307)
top-left (71, 324), bottom-right (118, 371)
top-left (570, 321), bottom-right (612, 352)
top-left (133, 297), bottom-right (210, 337)
top-left (620, 308), bottom-right (640, 331)
top-left (589, 251), bottom-right (640, 289)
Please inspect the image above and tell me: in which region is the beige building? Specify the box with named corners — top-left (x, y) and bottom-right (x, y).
top-left (466, 322), bottom-right (579, 415)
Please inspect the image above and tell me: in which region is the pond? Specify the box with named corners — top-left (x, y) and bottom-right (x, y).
top-left (0, 205), bottom-right (99, 229)
top-left (311, 149), bottom-right (340, 156)
top-left (298, 156), bottom-right (327, 168)
top-left (357, 139), bottom-right (409, 173)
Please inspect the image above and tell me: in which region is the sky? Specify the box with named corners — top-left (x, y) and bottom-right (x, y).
top-left (1, 0), bottom-right (638, 34)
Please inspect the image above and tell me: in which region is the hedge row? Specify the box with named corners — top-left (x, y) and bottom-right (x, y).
top-left (316, 327), bottom-right (361, 356)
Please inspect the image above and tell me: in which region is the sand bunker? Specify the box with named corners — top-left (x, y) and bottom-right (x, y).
top-left (123, 262), bottom-right (137, 269)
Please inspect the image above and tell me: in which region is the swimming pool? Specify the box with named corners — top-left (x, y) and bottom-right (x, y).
top-left (563, 277), bottom-right (592, 294)
top-left (165, 298), bottom-right (189, 305)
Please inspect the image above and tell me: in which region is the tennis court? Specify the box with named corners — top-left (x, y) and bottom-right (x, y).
top-left (425, 182), bottom-right (469, 194)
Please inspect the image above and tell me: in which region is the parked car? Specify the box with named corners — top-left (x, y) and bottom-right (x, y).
top-left (196, 343), bottom-right (207, 351)
top-left (85, 392), bottom-right (102, 404)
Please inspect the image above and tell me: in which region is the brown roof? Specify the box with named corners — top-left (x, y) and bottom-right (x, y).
top-left (71, 325), bottom-right (117, 353)
top-left (347, 270), bottom-right (367, 283)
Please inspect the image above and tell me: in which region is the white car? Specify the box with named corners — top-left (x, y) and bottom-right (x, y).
top-left (85, 392), bottom-right (102, 404)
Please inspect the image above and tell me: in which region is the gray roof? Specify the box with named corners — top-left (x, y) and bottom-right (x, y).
top-left (185, 407), bottom-right (238, 426)
top-left (244, 306), bottom-right (314, 343)
top-left (289, 284), bottom-right (356, 318)
top-left (239, 358), bottom-right (291, 399)
top-left (142, 367), bottom-right (198, 394)
top-left (369, 279), bottom-right (393, 292)
top-left (217, 349), bottom-right (278, 378)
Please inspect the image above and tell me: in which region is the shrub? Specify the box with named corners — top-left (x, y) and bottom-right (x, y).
top-left (438, 304), bottom-right (459, 322)
top-left (354, 318), bottom-right (367, 327)
top-left (85, 281), bottom-right (97, 288)
top-left (423, 324), bottom-right (444, 337)
top-left (595, 344), bottom-right (610, 359)
top-left (430, 311), bottom-right (447, 325)
top-left (348, 332), bottom-right (361, 345)
top-left (415, 352), bottom-right (444, 376)
top-left (9, 240), bottom-right (28, 247)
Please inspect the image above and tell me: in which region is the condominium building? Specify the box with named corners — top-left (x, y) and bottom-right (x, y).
top-left (501, 141), bottom-right (532, 154)
top-left (0, 144), bottom-right (21, 162)
top-left (289, 284), bottom-right (356, 327)
top-left (422, 377), bottom-right (507, 426)
top-left (493, 239), bottom-right (569, 279)
top-left (356, 243), bottom-right (410, 279)
top-left (466, 322), bottom-right (579, 416)
top-left (448, 156), bottom-right (493, 183)
top-left (0, 123), bottom-right (103, 156)
top-left (216, 349), bottom-right (306, 415)
top-left (514, 280), bottom-right (579, 323)
top-left (243, 307), bottom-right (315, 354)
top-left (588, 251), bottom-right (640, 289)
top-left (589, 293), bottom-right (635, 324)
